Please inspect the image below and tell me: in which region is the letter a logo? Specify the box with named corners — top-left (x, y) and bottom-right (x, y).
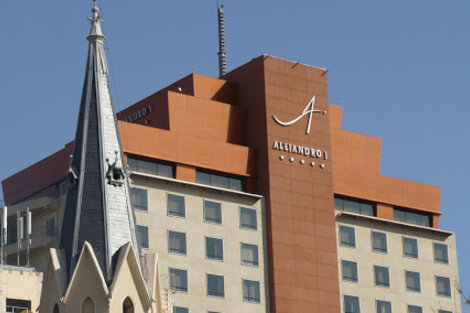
top-left (272, 96), bottom-right (326, 134)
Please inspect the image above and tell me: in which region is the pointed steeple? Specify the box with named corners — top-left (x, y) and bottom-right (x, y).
top-left (59, 1), bottom-right (139, 283)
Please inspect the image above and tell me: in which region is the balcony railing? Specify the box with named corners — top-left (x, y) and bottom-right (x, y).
top-left (6, 305), bottom-right (30, 313)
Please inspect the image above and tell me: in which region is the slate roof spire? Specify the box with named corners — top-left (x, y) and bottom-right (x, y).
top-left (59, 1), bottom-right (140, 283)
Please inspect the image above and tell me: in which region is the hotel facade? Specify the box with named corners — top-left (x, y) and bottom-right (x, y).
top-left (1, 11), bottom-right (462, 313)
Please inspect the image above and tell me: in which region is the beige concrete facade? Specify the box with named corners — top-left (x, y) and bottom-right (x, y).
top-left (0, 266), bottom-right (43, 313)
top-left (131, 171), bottom-right (268, 313)
top-left (336, 211), bottom-right (461, 313)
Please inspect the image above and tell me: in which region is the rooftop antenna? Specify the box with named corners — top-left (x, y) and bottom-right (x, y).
top-left (1, 206), bottom-right (7, 265)
top-left (26, 208), bottom-right (32, 267)
top-left (16, 211), bottom-right (23, 266)
top-left (217, 3), bottom-right (227, 77)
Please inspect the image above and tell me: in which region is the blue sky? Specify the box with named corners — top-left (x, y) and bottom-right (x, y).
top-left (1, 0), bottom-right (469, 308)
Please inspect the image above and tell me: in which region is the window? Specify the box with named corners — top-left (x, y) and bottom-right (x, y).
top-left (240, 207), bottom-right (257, 230)
top-left (204, 201), bottom-right (222, 224)
top-left (371, 231), bottom-right (387, 253)
top-left (343, 295), bottom-right (360, 313)
top-left (53, 303), bottom-right (60, 313)
top-left (46, 218), bottom-right (56, 237)
top-left (339, 226), bottom-right (356, 248)
top-left (434, 243), bottom-right (449, 264)
top-left (207, 274), bottom-right (225, 298)
top-left (173, 307), bottom-right (189, 313)
top-left (123, 297), bottom-right (134, 313)
top-left (131, 188), bottom-right (148, 211)
top-left (241, 243), bottom-right (259, 266)
top-left (436, 276), bottom-right (451, 297)
top-left (394, 208), bottom-right (430, 226)
top-left (374, 266), bottom-right (390, 287)
top-left (243, 279), bottom-right (261, 303)
top-left (408, 305), bottom-right (423, 313)
top-left (334, 197), bottom-right (374, 216)
top-left (403, 237), bottom-right (418, 258)
top-left (376, 300), bottom-right (391, 313)
top-left (136, 225), bottom-right (149, 249)
top-left (168, 231), bottom-right (186, 255)
top-left (438, 310), bottom-right (452, 313)
top-left (127, 157), bottom-right (174, 178)
top-left (168, 194), bottom-right (185, 217)
top-left (341, 260), bottom-right (358, 282)
top-left (405, 271), bottom-right (421, 292)
top-left (196, 170), bottom-right (245, 191)
top-left (170, 268), bottom-right (188, 292)
top-left (82, 297), bottom-right (95, 313)
top-left (6, 299), bottom-right (31, 313)
top-left (206, 237), bottom-right (223, 261)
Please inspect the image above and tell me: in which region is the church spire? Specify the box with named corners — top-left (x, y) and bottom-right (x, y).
top-left (59, 1), bottom-right (140, 283)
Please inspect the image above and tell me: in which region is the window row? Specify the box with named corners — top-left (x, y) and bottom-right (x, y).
top-left (174, 308), bottom-right (225, 313)
top-left (127, 156), bottom-right (175, 178)
top-left (344, 295), bottom-right (453, 313)
top-left (131, 189), bottom-right (258, 230)
top-left (170, 269), bottom-right (261, 303)
top-left (341, 261), bottom-right (452, 297)
top-left (166, 231), bottom-right (259, 266)
top-left (339, 225), bottom-right (449, 263)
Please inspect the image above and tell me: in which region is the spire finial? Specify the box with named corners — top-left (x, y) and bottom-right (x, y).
top-left (87, 0), bottom-right (105, 42)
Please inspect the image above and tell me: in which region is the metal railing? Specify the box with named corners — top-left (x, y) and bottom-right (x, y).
top-left (6, 305), bottom-right (30, 313)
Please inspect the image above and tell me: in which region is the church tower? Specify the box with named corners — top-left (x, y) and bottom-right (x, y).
top-left (39, 3), bottom-right (161, 312)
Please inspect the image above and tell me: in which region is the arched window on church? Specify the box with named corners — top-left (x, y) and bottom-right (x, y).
top-left (82, 297), bottom-right (95, 313)
top-left (53, 303), bottom-right (60, 313)
top-left (123, 297), bottom-right (134, 313)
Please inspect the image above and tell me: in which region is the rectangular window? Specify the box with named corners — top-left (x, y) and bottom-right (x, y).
top-left (334, 197), bottom-right (374, 216)
top-left (46, 218), bottom-right (56, 237)
top-left (173, 307), bottom-right (189, 313)
top-left (434, 243), bottom-right (449, 264)
top-left (341, 260), bottom-right (358, 282)
top-left (394, 208), bottom-right (430, 226)
top-left (405, 271), bottom-right (421, 292)
top-left (436, 276), bottom-right (451, 297)
top-left (206, 237), bottom-right (223, 261)
top-left (438, 310), bottom-right (452, 313)
top-left (131, 187), bottom-right (148, 211)
top-left (372, 231), bottom-right (387, 253)
top-left (136, 225), bottom-right (149, 249)
top-left (6, 299), bottom-right (31, 312)
top-left (339, 226), bottom-right (356, 248)
top-left (196, 170), bottom-right (245, 191)
top-left (204, 201), bottom-right (222, 224)
top-left (168, 231), bottom-right (187, 255)
top-left (170, 268), bottom-right (188, 292)
top-left (403, 237), bottom-right (418, 258)
top-left (127, 157), bottom-right (175, 178)
top-left (344, 295), bottom-right (360, 313)
top-left (240, 207), bottom-right (257, 230)
top-left (376, 300), bottom-right (391, 313)
top-left (241, 243), bottom-right (259, 267)
top-left (168, 194), bottom-right (185, 217)
top-left (207, 274), bottom-right (225, 298)
top-left (243, 279), bottom-right (261, 303)
top-left (374, 266), bottom-right (390, 287)
top-left (408, 305), bottom-right (423, 313)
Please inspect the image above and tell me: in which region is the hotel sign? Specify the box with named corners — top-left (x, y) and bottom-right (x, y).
top-left (123, 105), bottom-right (153, 123)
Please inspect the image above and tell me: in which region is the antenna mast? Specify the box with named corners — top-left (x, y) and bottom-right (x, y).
top-left (217, 4), bottom-right (227, 77)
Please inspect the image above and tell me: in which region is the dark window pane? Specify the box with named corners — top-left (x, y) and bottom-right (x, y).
top-left (241, 243), bottom-right (259, 266)
top-left (408, 305), bottom-right (423, 313)
top-left (374, 266), bottom-right (390, 287)
top-left (131, 187), bottom-right (148, 211)
top-left (173, 307), bottom-right (189, 313)
top-left (376, 301), bottom-right (391, 313)
top-left (157, 163), bottom-right (174, 178)
top-left (168, 194), bottom-right (185, 217)
top-left (339, 226), bottom-right (356, 248)
top-left (243, 280), bottom-right (260, 303)
top-left (229, 177), bottom-right (243, 191)
top-left (372, 232), bottom-right (387, 253)
top-left (207, 274), bottom-right (224, 297)
top-left (334, 197), bottom-right (374, 216)
top-left (168, 231), bottom-right (186, 255)
top-left (334, 198), bottom-right (343, 210)
top-left (438, 310), bottom-right (452, 313)
top-left (195, 170), bottom-right (245, 191)
top-left (434, 243), bottom-right (449, 264)
top-left (196, 171), bottom-right (210, 185)
top-left (240, 207), bottom-right (257, 230)
top-left (170, 268), bottom-right (188, 292)
top-left (204, 201), bottom-right (222, 224)
top-left (436, 276), bottom-right (451, 297)
top-left (406, 271), bottom-right (421, 292)
top-left (341, 260), bottom-right (358, 282)
top-left (394, 208), bottom-right (430, 227)
top-left (343, 200), bottom-right (360, 214)
top-left (206, 237), bottom-right (223, 261)
top-left (136, 225), bottom-right (149, 249)
top-left (360, 203), bottom-right (374, 216)
top-left (344, 295), bottom-right (360, 313)
top-left (403, 237), bottom-right (418, 258)
top-left (211, 174), bottom-right (229, 189)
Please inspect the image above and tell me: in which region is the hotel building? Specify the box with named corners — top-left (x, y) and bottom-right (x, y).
top-left (1, 9), bottom-right (461, 313)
